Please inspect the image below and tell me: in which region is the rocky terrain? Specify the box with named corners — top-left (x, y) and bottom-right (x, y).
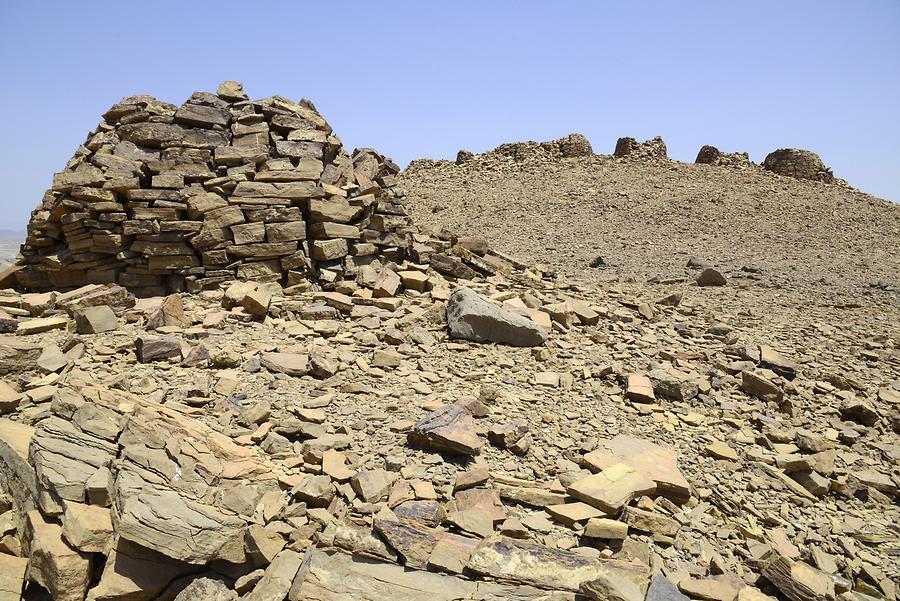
top-left (0, 89), bottom-right (896, 601)
top-left (402, 139), bottom-right (900, 297)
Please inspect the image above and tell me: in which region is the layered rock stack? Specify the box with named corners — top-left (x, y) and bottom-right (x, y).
top-left (16, 82), bottom-right (413, 296)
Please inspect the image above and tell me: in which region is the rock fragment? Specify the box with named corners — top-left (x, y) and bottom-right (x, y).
top-left (446, 287), bottom-right (547, 347)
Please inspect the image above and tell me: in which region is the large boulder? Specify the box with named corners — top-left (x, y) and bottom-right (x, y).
top-left (446, 287), bottom-right (547, 347)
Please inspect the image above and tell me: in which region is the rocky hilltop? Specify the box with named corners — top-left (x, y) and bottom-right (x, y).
top-left (402, 136), bottom-right (898, 296)
top-left (0, 93), bottom-right (897, 601)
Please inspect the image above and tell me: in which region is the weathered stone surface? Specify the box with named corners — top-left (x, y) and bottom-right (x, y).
top-left (697, 268), bottom-right (727, 286)
top-left (113, 414), bottom-right (265, 564)
top-left (582, 435), bottom-right (691, 502)
top-left (430, 254), bottom-right (478, 280)
top-left (0, 337), bottom-right (41, 375)
top-left (0, 552), bottom-right (27, 601)
top-left (741, 370), bottom-right (783, 403)
top-left (446, 286), bottom-right (547, 346)
top-left (466, 536), bottom-right (649, 593)
top-left (74, 305), bottom-right (118, 334)
top-left (584, 517), bottom-right (629, 539)
top-left (17, 315), bottom-right (69, 335)
top-left (260, 352), bottom-right (308, 377)
top-left (762, 555), bottom-right (835, 601)
top-left (173, 577), bottom-right (237, 601)
top-left (30, 415), bottom-right (119, 515)
top-left (372, 518), bottom-right (441, 569)
top-left (291, 548), bottom-right (551, 601)
top-left (245, 549), bottom-right (302, 601)
top-left (0, 381), bottom-right (22, 415)
top-left (25, 509), bottom-right (93, 601)
top-left (0, 418), bottom-right (36, 510)
top-left (407, 403), bottom-right (482, 456)
top-left (567, 463), bottom-right (656, 514)
top-left (135, 336), bottom-right (181, 363)
top-left (647, 574), bottom-right (691, 601)
top-left (87, 538), bottom-right (194, 601)
top-left (61, 501), bottom-right (114, 553)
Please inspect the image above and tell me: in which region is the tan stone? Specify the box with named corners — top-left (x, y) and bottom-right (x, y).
top-left (25, 510), bottom-right (92, 601)
top-left (567, 463), bottom-right (656, 513)
top-left (0, 553), bottom-right (27, 601)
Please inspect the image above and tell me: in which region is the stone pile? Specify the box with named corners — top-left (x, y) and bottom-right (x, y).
top-left (762, 149), bottom-right (834, 183)
top-left (695, 145), bottom-right (752, 168)
top-left (15, 82), bottom-right (413, 296)
top-left (455, 132), bottom-right (593, 165)
top-left (614, 136), bottom-right (669, 160)
top-left (0, 248), bottom-right (897, 600)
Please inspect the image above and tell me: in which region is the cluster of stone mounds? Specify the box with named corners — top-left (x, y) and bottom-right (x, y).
top-left (14, 81), bottom-right (412, 297)
top-left (694, 145), bottom-right (753, 168)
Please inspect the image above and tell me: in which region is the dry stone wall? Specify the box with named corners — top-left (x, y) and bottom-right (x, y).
top-left (17, 81), bottom-right (411, 296)
top-left (762, 148), bottom-right (834, 182)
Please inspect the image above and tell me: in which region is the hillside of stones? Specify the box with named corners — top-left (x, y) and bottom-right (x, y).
top-left (401, 138), bottom-right (900, 299)
top-left (0, 97), bottom-right (897, 601)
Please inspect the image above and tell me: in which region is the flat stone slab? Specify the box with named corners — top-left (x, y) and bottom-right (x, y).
top-left (407, 403), bottom-right (482, 456)
top-left (292, 548), bottom-right (552, 600)
top-left (581, 435), bottom-right (691, 502)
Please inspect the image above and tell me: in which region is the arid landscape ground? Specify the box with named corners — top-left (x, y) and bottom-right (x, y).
top-left (0, 85), bottom-right (896, 601)
top-left (0, 232), bottom-right (22, 270)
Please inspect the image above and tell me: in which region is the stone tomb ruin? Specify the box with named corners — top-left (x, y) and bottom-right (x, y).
top-left (16, 81), bottom-right (412, 296)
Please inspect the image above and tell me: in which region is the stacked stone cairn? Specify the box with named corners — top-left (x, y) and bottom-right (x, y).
top-left (16, 81), bottom-right (415, 296)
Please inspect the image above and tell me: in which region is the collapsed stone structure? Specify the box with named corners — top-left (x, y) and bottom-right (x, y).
top-left (694, 145), bottom-right (752, 168)
top-left (16, 81), bottom-right (412, 296)
top-left (455, 132), bottom-right (593, 165)
top-left (762, 148), bottom-right (834, 182)
top-left (613, 136), bottom-right (668, 160)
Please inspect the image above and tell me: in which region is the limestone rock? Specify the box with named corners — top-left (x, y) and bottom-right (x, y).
top-left (582, 435), bottom-right (691, 502)
top-left (245, 549), bottom-right (303, 601)
top-left (697, 268), bottom-right (727, 287)
top-left (466, 536), bottom-right (649, 593)
top-left (0, 553), bottom-right (27, 601)
top-left (567, 463), bottom-right (656, 514)
top-left (446, 287), bottom-right (547, 347)
top-left (173, 577), bottom-right (237, 601)
top-left (61, 501), bottom-right (114, 553)
top-left (135, 336), bottom-right (181, 363)
top-left (74, 305), bottom-right (119, 334)
top-left (25, 509), bottom-right (93, 601)
top-left (407, 403), bottom-right (482, 456)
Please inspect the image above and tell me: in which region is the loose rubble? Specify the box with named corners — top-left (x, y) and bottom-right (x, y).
top-left (0, 84), bottom-right (896, 601)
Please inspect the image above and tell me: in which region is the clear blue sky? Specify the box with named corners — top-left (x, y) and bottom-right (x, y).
top-left (1, 1), bottom-right (898, 231)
